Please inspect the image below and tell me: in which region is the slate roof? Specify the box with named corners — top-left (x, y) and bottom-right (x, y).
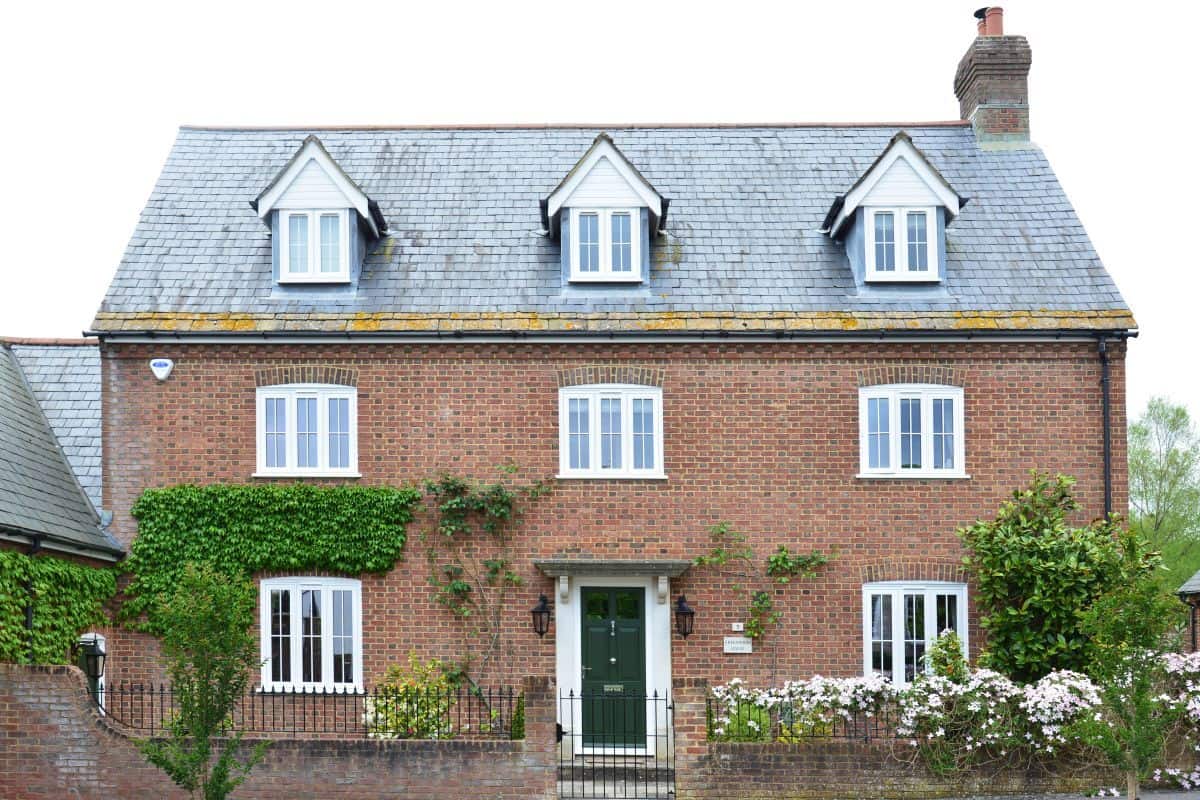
top-left (10, 342), bottom-right (102, 509)
top-left (1180, 568), bottom-right (1200, 598)
top-left (0, 342), bottom-right (121, 561)
top-left (92, 123), bottom-right (1135, 335)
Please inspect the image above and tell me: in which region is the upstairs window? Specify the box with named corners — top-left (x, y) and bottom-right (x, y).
top-left (559, 384), bottom-right (664, 479)
top-left (858, 384), bottom-right (965, 478)
top-left (256, 384), bottom-right (358, 477)
top-left (865, 207), bottom-right (936, 281)
top-left (279, 209), bottom-right (350, 282)
top-left (863, 581), bottom-right (967, 685)
top-left (260, 577), bottom-right (362, 692)
top-left (569, 209), bottom-right (640, 282)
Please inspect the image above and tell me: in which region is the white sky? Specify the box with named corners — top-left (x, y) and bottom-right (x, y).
top-left (2, 1), bottom-right (1196, 422)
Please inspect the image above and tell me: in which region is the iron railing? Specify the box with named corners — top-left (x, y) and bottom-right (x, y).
top-left (558, 689), bottom-right (675, 799)
top-left (93, 682), bottom-right (521, 740)
top-left (706, 694), bottom-right (900, 742)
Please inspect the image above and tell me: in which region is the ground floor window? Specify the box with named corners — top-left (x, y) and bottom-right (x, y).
top-left (862, 581), bottom-right (967, 685)
top-left (259, 577), bottom-right (362, 692)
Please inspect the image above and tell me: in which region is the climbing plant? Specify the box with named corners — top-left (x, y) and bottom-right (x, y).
top-left (694, 522), bottom-right (833, 640)
top-left (122, 483), bottom-right (421, 633)
top-left (0, 550), bottom-right (115, 664)
top-left (423, 465), bottom-right (550, 683)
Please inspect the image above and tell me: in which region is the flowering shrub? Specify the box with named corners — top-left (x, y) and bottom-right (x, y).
top-left (710, 652), bottom-right (1200, 784)
top-left (897, 669), bottom-right (1026, 773)
top-left (708, 675), bottom-right (895, 742)
top-left (1020, 670), bottom-right (1101, 753)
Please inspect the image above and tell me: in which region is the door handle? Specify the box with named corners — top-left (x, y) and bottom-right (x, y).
top-left (609, 657), bottom-right (617, 664)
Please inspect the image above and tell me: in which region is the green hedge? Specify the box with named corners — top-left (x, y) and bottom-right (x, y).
top-left (122, 484), bottom-right (421, 633)
top-left (0, 550), bottom-right (115, 663)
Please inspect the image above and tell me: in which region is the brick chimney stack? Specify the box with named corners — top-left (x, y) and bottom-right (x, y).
top-left (954, 7), bottom-right (1033, 147)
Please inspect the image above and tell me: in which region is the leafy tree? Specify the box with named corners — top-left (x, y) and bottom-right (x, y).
top-left (959, 472), bottom-right (1158, 682)
top-left (1128, 397), bottom-right (1200, 589)
top-left (139, 563), bottom-right (267, 800)
top-left (1069, 574), bottom-right (1184, 800)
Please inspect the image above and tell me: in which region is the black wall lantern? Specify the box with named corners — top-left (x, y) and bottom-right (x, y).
top-left (74, 633), bottom-right (107, 685)
top-left (674, 595), bottom-right (695, 638)
top-left (531, 594), bottom-right (552, 638)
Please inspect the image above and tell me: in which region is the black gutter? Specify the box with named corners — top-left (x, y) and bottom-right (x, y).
top-left (85, 327), bottom-right (1138, 343)
top-left (1098, 335), bottom-right (1113, 518)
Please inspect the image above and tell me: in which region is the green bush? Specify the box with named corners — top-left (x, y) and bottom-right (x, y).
top-left (959, 472), bottom-right (1159, 682)
top-left (710, 700), bottom-right (771, 742)
top-left (928, 629), bottom-right (969, 683)
top-left (364, 653), bottom-right (461, 739)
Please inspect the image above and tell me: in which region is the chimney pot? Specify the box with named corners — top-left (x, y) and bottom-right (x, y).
top-left (985, 7), bottom-right (1004, 36)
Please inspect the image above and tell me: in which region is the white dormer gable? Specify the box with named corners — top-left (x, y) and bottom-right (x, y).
top-left (860, 158), bottom-right (944, 207)
top-left (561, 154), bottom-right (649, 209)
top-left (544, 133), bottom-right (664, 226)
top-left (824, 132), bottom-right (963, 239)
top-left (253, 135), bottom-right (384, 238)
top-left (274, 159), bottom-right (354, 210)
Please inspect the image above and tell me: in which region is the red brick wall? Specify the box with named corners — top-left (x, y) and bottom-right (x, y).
top-left (99, 339), bottom-right (1127, 688)
top-left (0, 664), bottom-right (556, 800)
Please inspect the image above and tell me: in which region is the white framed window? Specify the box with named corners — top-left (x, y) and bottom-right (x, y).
top-left (279, 209), bottom-right (350, 282)
top-left (558, 384), bottom-right (664, 479)
top-left (863, 581), bottom-right (967, 686)
top-left (858, 384), bottom-right (966, 478)
top-left (864, 207), bottom-right (937, 281)
top-left (255, 384), bottom-right (359, 477)
top-left (569, 208), bottom-right (641, 282)
top-left (260, 577), bottom-right (363, 693)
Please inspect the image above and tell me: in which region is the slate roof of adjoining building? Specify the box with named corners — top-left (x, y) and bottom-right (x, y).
top-left (9, 341), bottom-right (102, 509)
top-left (0, 340), bottom-right (121, 561)
top-left (92, 123), bottom-right (1134, 335)
top-left (1180, 568), bottom-right (1200, 598)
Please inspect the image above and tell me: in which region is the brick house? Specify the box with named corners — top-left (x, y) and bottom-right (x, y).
top-left (87, 7), bottom-right (1133, 750)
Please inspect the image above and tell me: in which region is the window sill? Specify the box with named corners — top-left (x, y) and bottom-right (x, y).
top-left (253, 471), bottom-right (362, 479)
top-left (568, 274), bottom-right (644, 284)
top-left (255, 685), bottom-right (365, 695)
top-left (856, 472), bottom-right (970, 480)
top-left (864, 273), bottom-right (940, 283)
top-left (557, 472), bottom-right (668, 481)
top-left (277, 275), bottom-right (352, 285)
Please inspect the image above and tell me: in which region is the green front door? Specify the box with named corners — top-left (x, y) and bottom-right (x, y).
top-left (581, 587), bottom-right (647, 747)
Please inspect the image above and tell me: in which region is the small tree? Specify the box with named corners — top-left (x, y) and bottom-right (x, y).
top-left (139, 563), bottom-right (267, 800)
top-left (959, 472), bottom-right (1157, 682)
top-left (1070, 574), bottom-right (1184, 800)
top-left (1128, 397), bottom-right (1200, 589)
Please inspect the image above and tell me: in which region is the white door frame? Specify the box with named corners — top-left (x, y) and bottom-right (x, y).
top-left (555, 574), bottom-right (672, 755)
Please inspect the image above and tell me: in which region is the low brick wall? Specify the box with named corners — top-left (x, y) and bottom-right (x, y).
top-left (0, 664), bottom-right (556, 800)
top-left (671, 679), bottom-right (1113, 800)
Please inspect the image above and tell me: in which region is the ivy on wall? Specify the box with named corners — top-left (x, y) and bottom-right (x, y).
top-left (0, 550), bottom-right (115, 663)
top-left (694, 522), bottom-right (834, 640)
top-left (122, 484), bottom-right (421, 633)
top-left (423, 466), bottom-right (550, 684)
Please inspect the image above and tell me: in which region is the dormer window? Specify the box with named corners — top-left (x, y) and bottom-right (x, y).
top-left (542, 133), bottom-right (668, 287)
top-left (865, 207), bottom-right (936, 280)
top-left (823, 132), bottom-right (965, 287)
top-left (280, 210), bottom-right (350, 282)
top-left (251, 135), bottom-right (387, 288)
top-left (570, 209), bottom-right (640, 281)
